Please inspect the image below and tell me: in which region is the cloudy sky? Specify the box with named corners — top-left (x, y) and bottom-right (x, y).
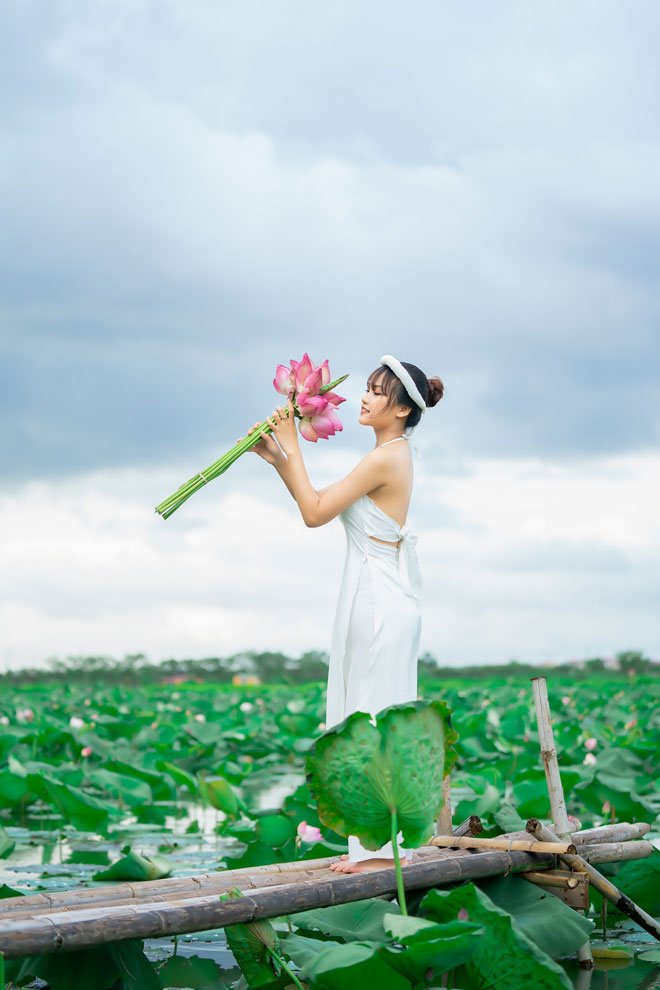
top-left (1, 0), bottom-right (658, 671)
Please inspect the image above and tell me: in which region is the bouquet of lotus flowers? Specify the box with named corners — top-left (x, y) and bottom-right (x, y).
top-left (155, 354), bottom-right (348, 519)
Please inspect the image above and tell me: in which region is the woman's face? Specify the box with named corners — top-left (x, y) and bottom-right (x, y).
top-left (359, 376), bottom-right (403, 427)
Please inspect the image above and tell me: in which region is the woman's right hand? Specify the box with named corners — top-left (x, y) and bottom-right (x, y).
top-left (238, 422), bottom-right (283, 466)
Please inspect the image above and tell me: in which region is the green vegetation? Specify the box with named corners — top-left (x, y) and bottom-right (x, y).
top-left (0, 670), bottom-right (658, 987)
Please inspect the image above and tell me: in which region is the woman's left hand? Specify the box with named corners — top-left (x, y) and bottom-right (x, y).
top-left (267, 399), bottom-right (299, 456)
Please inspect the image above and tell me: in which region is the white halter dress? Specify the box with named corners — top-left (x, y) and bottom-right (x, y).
top-left (325, 437), bottom-right (422, 862)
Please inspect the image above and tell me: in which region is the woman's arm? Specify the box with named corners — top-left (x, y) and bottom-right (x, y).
top-left (243, 422), bottom-right (317, 501)
top-left (268, 400), bottom-right (391, 528)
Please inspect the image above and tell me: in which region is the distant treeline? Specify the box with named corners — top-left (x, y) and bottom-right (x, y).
top-left (1, 649), bottom-right (656, 686)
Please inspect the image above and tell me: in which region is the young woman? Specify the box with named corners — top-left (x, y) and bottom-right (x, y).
top-left (247, 355), bottom-right (443, 873)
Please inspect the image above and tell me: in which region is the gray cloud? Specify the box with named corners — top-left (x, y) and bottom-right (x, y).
top-left (1, 0), bottom-right (659, 484)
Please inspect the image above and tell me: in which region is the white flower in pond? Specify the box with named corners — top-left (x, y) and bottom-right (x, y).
top-left (562, 696), bottom-right (571, 706)
top-left (297, 821), bottom-right (322, 843)
top-left (583, 752), bottom-right (597, 766)
top-left (194, 713), bottom-right (206, 722)
top-left (69, 716), bottom-right (84, 730)
top-left (317, 722), bottom-right (326, 731)
top-left (584, 737), bottom-right (597, 750)
top-left (239, 702), bottom-right (254, 712)
top-left (0, 715), bottom-right (9, 725)
top-left (17, 708), bottom-right (34, 722)
top-left (83, 698), bottom-right (92, 706)
top-left (81, 746), bottom-right (93, 757)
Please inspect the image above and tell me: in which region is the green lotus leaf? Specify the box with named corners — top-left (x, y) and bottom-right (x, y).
top-left (478, 876), bottom-right (594, 958)
top-left (306, 699), bottom-right (457, 850)
top-left (93, 849), bottom-right (173, 881)
top-left (292, 939), bottom-right (411, 989)
top-left (381, 915), bottom-right (483, 984)
top-left (420, 883), bottom-right (573, 989)
top-left (201, 775), bottom-right (241, 816)
top-left (0, 824), bottom-right (15, 859)
top-left (292, 898), bottom-right (402, 943)
top-left (255, 812), bottom-right (296, 848)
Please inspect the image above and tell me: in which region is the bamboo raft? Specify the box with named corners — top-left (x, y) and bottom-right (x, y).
top-left (0, 820), bottom-right (653, 959)
top-left (0, 678), bottom-right (657, 962)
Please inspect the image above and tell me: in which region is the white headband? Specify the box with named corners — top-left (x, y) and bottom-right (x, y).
top-left (379, 354), bottom-right (426, 414)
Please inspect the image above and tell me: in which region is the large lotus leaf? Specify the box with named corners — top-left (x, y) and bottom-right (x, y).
top-left (590, 848), bottom-right (660, 916)
top-left (574, 774), bottom-right (653, 821)
top-left (292, 898), bottom-right (402, 943)
top-left (420, 883), bottom-right (573, 989)
top-left (255, 813), bottom-right (297, 848)
top-left (36, 775), bottom-right (115, 830)
top-left (281, 932), bottom-right (344, 973)
top-left (306, 700), bottom-right (457, 850)
top-left (477, 876), bottom-right (594, 958)
top-left (291, 940), bottom-right (410, 990)
top-left (93, 849), bottom-right (173, 881)
top-left (381, 915), bottom-right (483, 985)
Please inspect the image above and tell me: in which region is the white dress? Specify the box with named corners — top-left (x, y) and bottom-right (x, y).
top-left (325, 437), bottom-right (422, 862)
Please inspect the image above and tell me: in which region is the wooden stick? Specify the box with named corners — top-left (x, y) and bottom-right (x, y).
top-left (527, 819), bottom-right (660, 941)
top-left (0, 848), bottom-right (559, 959)
top-left (428, 835), bottom-right (577, 854)
top-left (531, 675), bottom-right (594, 967)
top-left (453, 815), bottom-right (483, 837)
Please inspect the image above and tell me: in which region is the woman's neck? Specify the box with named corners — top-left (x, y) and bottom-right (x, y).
top-left (373, 427), bottom-right (406, 448)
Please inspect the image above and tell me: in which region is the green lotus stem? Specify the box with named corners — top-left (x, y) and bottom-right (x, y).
top-left (390, 807), bottom-right (408, 916)
top-left (156, 374), bottom-right (349, 518)
top-left (267, 946), bottom-right (305, 990)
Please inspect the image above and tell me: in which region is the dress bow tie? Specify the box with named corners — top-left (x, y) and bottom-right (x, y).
top-left (398, 527), bottom-right (422, 596)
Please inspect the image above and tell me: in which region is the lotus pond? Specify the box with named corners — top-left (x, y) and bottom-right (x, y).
top-left (1, 674), bottom-right (659, 989)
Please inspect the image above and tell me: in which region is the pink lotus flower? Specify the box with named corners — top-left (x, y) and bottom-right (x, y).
top-left (69, 716), bottom-right (84, 730)
top-left (625, 718), bottom-right (638, 730)
top-left (16, 708), bottom-right (34, 722)
top-left (0, 715), bottom-right (9, 726)
top-left (584, 737), bottom-right (597, 750)
top-left (562, 696), bottom-right (571, 706)
top-left (299, 405), bottom-right (343, 442)
top-left (274, 354), bottom-right (347, 442)
top-left (583, 752), bottom-right (597, 766)
top-left (297, 820), bottom-right (323, 843)
top-left (273, 364), bottom-right (295, 396)
top-left (81, 746), bottom-right (93, 757)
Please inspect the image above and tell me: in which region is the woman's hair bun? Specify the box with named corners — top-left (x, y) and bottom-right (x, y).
top-left (426, 376), bottom-right (444, 407)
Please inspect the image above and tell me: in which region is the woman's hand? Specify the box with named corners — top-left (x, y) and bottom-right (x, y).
top-left (238, 422), bottom-right (284, 466)
top-left (267, 399), bottom-right (300, 457)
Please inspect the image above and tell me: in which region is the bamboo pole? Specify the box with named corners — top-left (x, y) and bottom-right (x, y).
top-left (568, 822), bottom-right (650, 845)
top-left (0, 848), bottom-right (558, 959)
top-left (428, 835), bottom-right (577, 854)
top-left (524, 870), bottom-right (580, 889)
top-left (531, 675), bottom-right (594, 967)
top-left (453, 815), bottom-right (483, 837)
top-left (436, 774), bottom-right (453, 835)
top-left (527, 819), bottom-right (660, 941)
top-left (0, 857), bottom-right (343, 916)
top-left (579, 841), bottom-right (653, 865)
